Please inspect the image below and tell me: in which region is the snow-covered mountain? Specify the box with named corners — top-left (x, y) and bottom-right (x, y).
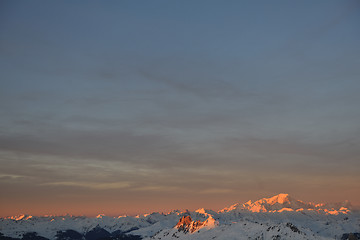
top-left (1, 194), bottom-right (359, 240)
top-left (220, 193), bottom-right (352, 214)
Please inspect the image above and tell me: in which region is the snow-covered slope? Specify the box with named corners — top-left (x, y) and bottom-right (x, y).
top-left (1, 194), bottom-right (359, 240)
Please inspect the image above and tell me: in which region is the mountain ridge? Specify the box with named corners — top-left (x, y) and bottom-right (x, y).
top-left (1, 193), bottom-right (358, 240)
top-left (3, 193), bottom-right (354, 220)
top-left (219, 193), bottom-right (352, 214)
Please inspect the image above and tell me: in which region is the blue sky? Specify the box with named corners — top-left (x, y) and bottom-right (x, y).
top-left (0, 1), bottom-right (360, 216)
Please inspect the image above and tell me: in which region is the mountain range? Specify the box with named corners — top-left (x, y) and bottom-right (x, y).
top-left (1, 194), bottom-right (359, 240)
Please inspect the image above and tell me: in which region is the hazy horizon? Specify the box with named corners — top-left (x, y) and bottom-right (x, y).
top-left (1, 1), bottom-right (359, 217)
top-left (2, 192), bottom-right (358, 218)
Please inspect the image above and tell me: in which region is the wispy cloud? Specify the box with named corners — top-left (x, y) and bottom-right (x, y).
top-left (130, 185), bottom-right (182, 192)
top-left (0, 174), bottom-right (26, 180)
top-left (137, 64), bottom-right (248, 100)
top-left (40, 181), bottom-right (131, 190)
top-left (199, 188), bottom-right (234, 194)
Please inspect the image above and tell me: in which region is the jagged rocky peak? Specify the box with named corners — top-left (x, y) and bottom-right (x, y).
top-left (175, 214), bottom-right (218, 234)
top-left (175, 215), bottom-right (194, 233)
top-left (176, 216), bottom-right (192, 227)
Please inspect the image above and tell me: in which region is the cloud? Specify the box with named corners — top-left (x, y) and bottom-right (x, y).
top-left (130, 185), bottom-right (182, 193)
top-left (1, 123), bottom-right (359, 179)
top-left (40, 181), bottom-right (131, 190)
top-left (199, 188), bottom-right (234, 194)
top-left (0, 174), bottom-right (26, 181)
top-left (137, 58), bottom-right (253, 101)
top-left (0, 129), bottom-right (173, 164)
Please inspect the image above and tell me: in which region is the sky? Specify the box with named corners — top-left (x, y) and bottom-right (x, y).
top-left (0, 1), bottom-right (360, 217)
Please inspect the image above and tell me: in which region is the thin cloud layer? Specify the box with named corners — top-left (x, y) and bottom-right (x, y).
top-left (1, 1), bottom-right (360, 216)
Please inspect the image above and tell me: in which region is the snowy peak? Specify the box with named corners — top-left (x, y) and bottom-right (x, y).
top-left (221, 193), bottom-right (307, 213)
top-left (195, 208), bottom-right (206, 215)
top-left (252, 193), bottom-right (297, 206)
top-left (265, 193), bottom-right (292, 204)
top-left (221, 193), bottom-right (352, 214)
top-left (194, 208), bottom-right (217, 218)
top-left (244, 193), bottom-right (308, 212)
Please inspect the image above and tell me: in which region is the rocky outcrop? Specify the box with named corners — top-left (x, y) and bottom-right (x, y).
top-left (175, 215), bottom-right (217, 234)
top-left (175, 216), bottom-right (197, 233)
